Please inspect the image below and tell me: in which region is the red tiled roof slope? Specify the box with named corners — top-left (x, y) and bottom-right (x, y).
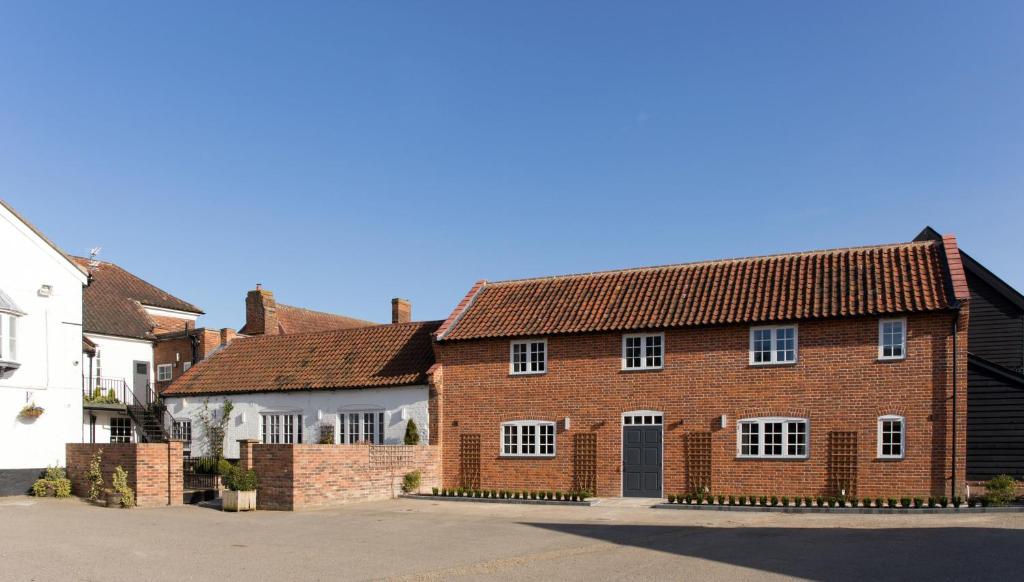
top-left (276, 304), bottom-right (375, 334)
top-left (73, 257), bottom-right (203, 339)
top-left (439, 241), bottom-right (955, 341)
top-left (163, 320), bottom-right (441, 396)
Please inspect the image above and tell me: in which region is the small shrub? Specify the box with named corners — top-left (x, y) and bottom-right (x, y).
top-left (53, 478), bottom-right (71, 498)
top-left (939, 496), bottom-right (949, 508)
top-left (578, 490), bottom-right (591, 501)
top-left (874, 497), bottom-right (883, 508)
top-left (815, 496), bottom-right (824, 507)
top-left (431, 487), bottom-right (439, 496)
top-left (887, 498), bottom-right (897, 508)
top-left (402, 470), bottom-right (422, 494)
top-left (737, 495), bottom-right (747, 505)
top-left (667, 494), bottom-right (676, 503)
top-left (759, 496), bottom-right (768, 506)
top-left (403, 418), bottom-right (421, 445)
top-left (927, 497), bottom-right (936, 508)
top-left (217, 459), bottom-right (234, 477)
top-left (913, 497), bottom-right (924, 509)
top-left (781, 496), bottom-right (789, 507)
top-left (530, 491), bottom-right (537, 500)
top-left (900, 497), bottom-right (911, 509)
top-left (953, 496), bottom-right (962, 507)
top-left (769, 496), bottom-right (778, 507)
top-left (803, 497), bottom-right (811, 507)
top-left (727, 495), bottom-right (735, 505)
top-left (985, 474), bottom-right (1017, 507)
top-left (224, 467), bottom-right (258, 492)
top-left (491, 489), bottom-right (498, 499)
top-left (31, 479), bottom-right (49, 497)
top-left (112, 466), bottom-right (135, 508)
top-left (861, 498), bottom-right (870, 508)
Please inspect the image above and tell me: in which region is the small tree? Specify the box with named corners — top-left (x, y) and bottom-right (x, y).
top-left (197, 398), bottom-right (234, 459)
top-left (403, 418), bottom-right (420, 445)
top-left (985, 474), bottom-right (1018, 506)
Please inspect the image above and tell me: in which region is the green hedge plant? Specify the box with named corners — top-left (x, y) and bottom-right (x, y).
top-left (985, 474), bottom-right (1017, 506)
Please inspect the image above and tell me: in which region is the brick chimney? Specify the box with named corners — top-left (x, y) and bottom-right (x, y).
top-left (391, 298), bottom-right (412, 324)
top-left (246, 285), bottom-right (279, 335)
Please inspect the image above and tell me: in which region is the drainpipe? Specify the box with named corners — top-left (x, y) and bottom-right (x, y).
top-left (951, 307), bottom-right (960, 501)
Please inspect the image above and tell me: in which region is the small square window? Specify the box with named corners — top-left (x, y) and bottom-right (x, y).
top-left (510, 339), bottom-right (547, 374)
top-left (156, 364), bottom-right (172, 382)
top-left (749, 326), bottom-right (798, 365)
top-left (622, 333), bottom-right (664, 370)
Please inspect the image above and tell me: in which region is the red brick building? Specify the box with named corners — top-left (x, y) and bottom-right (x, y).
top-left (431, 236), bottom-right (972, 499)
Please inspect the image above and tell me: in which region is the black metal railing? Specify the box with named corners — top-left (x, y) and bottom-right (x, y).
top-left (82, 376), bottom-right (131, 405)
top-left (183, 457), bottom-right (222, 490)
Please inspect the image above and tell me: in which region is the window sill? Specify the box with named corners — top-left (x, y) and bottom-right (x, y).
top-left (876, 456), bottom-right (905, 461)
top-left (620, 367), bottom-right (664, 373)
top-left (499, 454), bottom-right (556, 459)
top-left (509, 371), bottom-right (547, 377)
top-left (748, 362), bottom-right (797, 368)
top-left (877, 357), bottom-right (906, 363)
top-left (735, 456), bottom-right (809, 461)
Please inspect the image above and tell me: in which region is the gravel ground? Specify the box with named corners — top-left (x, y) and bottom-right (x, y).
top-left (1, 496), bottom-right (1022, 581)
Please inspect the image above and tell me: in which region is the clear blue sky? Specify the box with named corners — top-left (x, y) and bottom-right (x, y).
top-left (2, 2), bottom-right (1022, 328)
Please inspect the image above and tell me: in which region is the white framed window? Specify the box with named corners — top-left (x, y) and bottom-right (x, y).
top-left (736, 417), bottom-right (809, 459)
top-left (0, 312), bottom-right (18, 362)
top-left (182, 361), bottom-right (192, 372)
top-left (171, 419), bottom-right (192, 453)
top-left (622, 412), bottom-right (663, 426)
top-left (510, 339), bottom-right (547, 374)
top-left (622, 333), bottom-right (664, 370)
top-left (156, 364), bottom-right (173, 382)
top-left (879, 319), bottom-right (906, 360)
top-left (877, 415), bottom-right (905, 459)
top-left (261, 413), bottom-right (303, 444)
top-left (339, 411), bottom-right (385, 444)
top-left (501, 421), bottom-right (555, 457)
top-left (110, 417), bottom-right (132, 443)
top-left (749, 325), bottom-right (798, 365)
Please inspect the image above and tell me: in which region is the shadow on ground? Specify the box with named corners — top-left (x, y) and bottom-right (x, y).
top-left (524, 522), bottom-right (1021, 580)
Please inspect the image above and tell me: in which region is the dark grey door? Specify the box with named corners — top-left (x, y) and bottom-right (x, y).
top-left (623, 426), bottom-right (662, 497)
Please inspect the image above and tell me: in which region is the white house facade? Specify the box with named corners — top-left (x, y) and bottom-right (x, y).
top-left (164, 385), bottom-right (429, 459)
top-left (161, 320), bottom-right (440, 460)
top-left (0, 201), bottom-right (88, 494)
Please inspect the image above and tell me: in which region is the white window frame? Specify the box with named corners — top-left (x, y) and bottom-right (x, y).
top-left (260, 412), bottom-right (304, 444)
top-left (338, 410), bottom-right (386, 444)
top-left (156, 363), bottom-right (173, 382)
top-left (749, 325), bottom-right (798, 365)
top-left (736, 417), bottom-right (809, 459)
top-left (182, 361), bottom-right (192, 372)
top-left (500, 420), bottom-right (556, 457)
top-left (877, 415), bottom-right (906, 459)
top-left (110, 417), bottom-right (133, 443)
top-left (509, 339), bottom-right (547, 375)
top-left (0, 312), bottom-right (18, 362)
top-left (878, 318), bottom-right (907, 361)
top-left (621, 332), bottom-right (665, 371)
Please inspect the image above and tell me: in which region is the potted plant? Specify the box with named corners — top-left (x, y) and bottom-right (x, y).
top-left (222, 466), bottom-right (258, 512)
top-left (19, 402), bottom-right (44, 420)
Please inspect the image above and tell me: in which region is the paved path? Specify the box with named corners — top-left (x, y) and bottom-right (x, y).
top-left (1, 496), bottom-right (1022, 581)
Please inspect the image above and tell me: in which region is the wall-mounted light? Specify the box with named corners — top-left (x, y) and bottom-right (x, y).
top-left (175, 352), bottom-right (180, 362)
top-left (400, 407), bottom-right (409, 421)
top-left (563, 417), bottom-right (571, 430)
top-left (317, 409), bottom-right (323, 421)
top-left (37, 285), bottom-right (52, 297)
top-left (720, 414), bottom-right (728, 429)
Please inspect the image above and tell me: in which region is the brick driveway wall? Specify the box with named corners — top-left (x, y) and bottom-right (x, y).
top-left (66, 442), bottom-right (183, 507)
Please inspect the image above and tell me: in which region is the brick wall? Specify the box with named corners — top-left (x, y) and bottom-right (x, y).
top-left (434, 310), bottom-right (969, 499)
top-left (66, 442), bottom-right (183, 507)
top-left (239, 440), bottom-right (441, 511)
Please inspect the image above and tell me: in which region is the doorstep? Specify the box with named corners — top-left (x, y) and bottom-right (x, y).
top-left (654, 503), bottom-right (1024, 514)
top-left (400, 494), bottom-right (597, 507)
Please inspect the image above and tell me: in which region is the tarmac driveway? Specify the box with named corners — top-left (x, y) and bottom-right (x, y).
top-left (1, 496), bottom-right (1021, 581)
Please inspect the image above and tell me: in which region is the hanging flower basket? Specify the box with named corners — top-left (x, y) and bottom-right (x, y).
top-left (19, 403), bottom-right (45, 420)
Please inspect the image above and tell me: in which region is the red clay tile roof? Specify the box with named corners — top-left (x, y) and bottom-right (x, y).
top-left (73, 257), bottom-right (203, 339)
top-left (438, 240), bottom-right (956, 341)
top-left (276, 304), bottom-right (375, 334)
top-left (163, 320), bottom-right (441, 396)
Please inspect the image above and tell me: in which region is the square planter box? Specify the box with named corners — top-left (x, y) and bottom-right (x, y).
top-left (222, 490), bottom-right (256, 512)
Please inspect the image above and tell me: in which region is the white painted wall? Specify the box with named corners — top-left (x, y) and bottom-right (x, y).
top-left (164, 385), bottom-right (429, 459)
top-left (82, 334), bottom-right (154, 403)
top-left (0, 203), bottom-right (88, 469)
